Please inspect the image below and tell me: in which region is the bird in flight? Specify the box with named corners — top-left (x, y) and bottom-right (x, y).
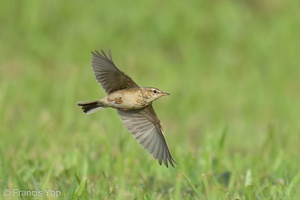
top-left (77, 50), bottom-right (176, 167)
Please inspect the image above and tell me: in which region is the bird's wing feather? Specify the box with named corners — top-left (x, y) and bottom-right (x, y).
top-left (91, 50), bottom-right (139, 94)
top-left (117, 105), bottom-right (176, 167)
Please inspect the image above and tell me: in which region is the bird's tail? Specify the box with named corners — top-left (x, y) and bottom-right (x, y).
top-left (77, 100), bottom-right (107, 114)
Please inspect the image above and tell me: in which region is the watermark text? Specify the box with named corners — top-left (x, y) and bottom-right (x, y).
top-left (3, 188), bottom-right (61, 197)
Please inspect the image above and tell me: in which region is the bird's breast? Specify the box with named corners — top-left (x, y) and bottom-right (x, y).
top-left (106, 89), bottom-right (150, 110)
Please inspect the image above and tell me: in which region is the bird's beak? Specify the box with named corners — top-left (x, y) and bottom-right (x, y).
top-left (161, 92), bottom-right (170, 96)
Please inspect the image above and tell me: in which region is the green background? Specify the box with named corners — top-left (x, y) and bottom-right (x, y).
top-left (1, 0), bottom-right (299, 199)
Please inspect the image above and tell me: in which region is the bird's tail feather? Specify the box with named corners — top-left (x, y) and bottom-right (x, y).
top-left (77, 100), bottom-right (106, 114)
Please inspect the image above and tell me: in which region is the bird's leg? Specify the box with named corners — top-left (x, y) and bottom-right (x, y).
top-left (108, 97), bottom-right (123, 104)
top-left (118, 108), bottom-right (129, 111)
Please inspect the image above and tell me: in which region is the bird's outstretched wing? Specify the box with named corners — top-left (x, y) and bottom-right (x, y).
top-left (91, 50), bottom-right (139, 94)
top-left (117, 105), bottom-right (176, 167)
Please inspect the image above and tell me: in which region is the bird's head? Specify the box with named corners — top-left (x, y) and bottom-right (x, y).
top-left (142, 87), bottom-right (170, 102)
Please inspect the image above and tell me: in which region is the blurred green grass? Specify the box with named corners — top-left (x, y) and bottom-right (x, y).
top-left (1, 0), bottom-right (300, 199)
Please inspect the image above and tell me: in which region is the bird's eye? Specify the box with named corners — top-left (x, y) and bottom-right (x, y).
top-left (153, 90), bottom-right (157, 94)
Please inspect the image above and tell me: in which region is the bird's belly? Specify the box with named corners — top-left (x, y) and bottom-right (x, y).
top-left (106, 92), bottom-right (148, 110)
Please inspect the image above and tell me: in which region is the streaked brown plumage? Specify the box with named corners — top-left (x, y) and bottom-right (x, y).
top-left (77, 50), bottom-right (176, 167)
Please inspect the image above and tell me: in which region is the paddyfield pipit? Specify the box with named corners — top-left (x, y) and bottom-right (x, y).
top-left (77, 50), bottom-right (176, 167)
